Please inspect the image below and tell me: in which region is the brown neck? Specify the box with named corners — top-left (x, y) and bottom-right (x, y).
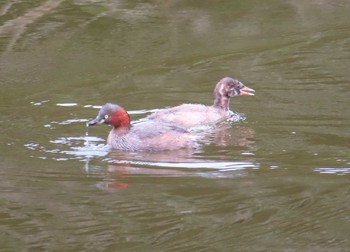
top-left (112, 126), bottom-right (130, 135)
top-left (213, 91), bottom-right (230, 111)
top-left (109, 109), bottom-right (131, 128)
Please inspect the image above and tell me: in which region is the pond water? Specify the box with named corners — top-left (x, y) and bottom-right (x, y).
top-left (1, 0), bottom-right (350, 251)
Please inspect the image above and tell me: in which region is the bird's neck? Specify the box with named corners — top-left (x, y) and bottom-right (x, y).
top-left (213, 92), bottom-right (230, 111)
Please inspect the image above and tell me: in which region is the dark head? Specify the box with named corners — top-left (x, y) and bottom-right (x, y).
top-left (87, 103), bottom-right (130, 128)
top-left (213, 77), bottom-right (255, 110)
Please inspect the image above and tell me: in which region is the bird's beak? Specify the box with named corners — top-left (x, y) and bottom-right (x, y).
top-left (87, 117), bottom-right (105, 127)
top-left (240, 85), bottom-right (255, 96)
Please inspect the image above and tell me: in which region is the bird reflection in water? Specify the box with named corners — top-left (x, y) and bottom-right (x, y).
top-left (86, 123), bottom-right (256, 191)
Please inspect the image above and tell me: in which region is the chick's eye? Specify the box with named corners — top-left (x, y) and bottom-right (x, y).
top-left (104, 115), bottom-right (109, 119)
top-left (227, 85), bottom-right (234, 90)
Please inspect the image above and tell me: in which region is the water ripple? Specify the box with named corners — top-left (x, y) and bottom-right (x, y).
top-left (314, 167), bottom-right (350, 175)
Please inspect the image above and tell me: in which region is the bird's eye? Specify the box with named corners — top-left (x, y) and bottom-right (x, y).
top-left (104, 115), bottom-right (109, 119)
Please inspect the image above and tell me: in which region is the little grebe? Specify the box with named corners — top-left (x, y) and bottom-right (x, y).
top-left (87, 103), bottom-right (197, 152)
top-left (147, 77), bottom-right (255, 129)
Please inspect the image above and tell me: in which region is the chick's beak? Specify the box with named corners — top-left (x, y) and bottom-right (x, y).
top-left (240, 85), bottom-right (255, 96)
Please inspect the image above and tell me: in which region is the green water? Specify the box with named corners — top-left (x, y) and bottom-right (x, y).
top-left (1, 1), bottom-right (350, 251)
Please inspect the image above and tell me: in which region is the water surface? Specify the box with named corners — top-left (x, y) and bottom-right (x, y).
top-left (1, 1), bottom-right (350, 251)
